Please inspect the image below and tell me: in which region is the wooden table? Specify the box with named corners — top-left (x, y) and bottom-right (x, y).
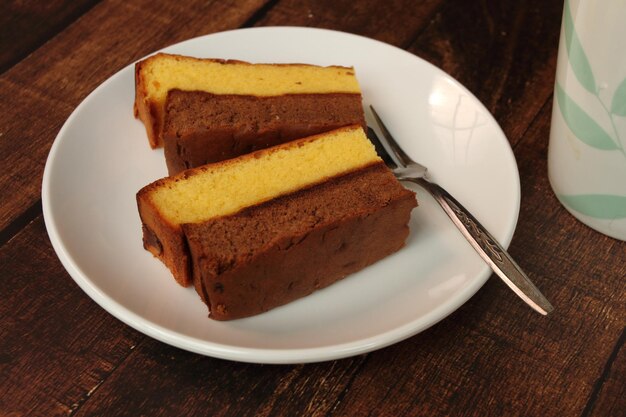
top-left (1, 1), bottom-right (624, 415)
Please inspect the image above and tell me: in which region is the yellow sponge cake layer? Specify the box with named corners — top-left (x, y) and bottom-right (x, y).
top-left (150, 125), bottom-right (379, 224)
top-left (134, 53), bottom-right (362, 147)
top-left (144, 54), bottom-right (360, 102)
top-left (137, 125), bottom-right (380, 286)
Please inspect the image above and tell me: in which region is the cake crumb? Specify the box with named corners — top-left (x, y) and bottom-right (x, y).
top-left (216, 304), bottom-right (228, 315)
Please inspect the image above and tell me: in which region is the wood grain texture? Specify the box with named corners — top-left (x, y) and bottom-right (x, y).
top-left (407, 0), bottom-right (563, 144)
top-left (0, 0), bottom-right (267, 236)
top-left (0, 217), bottom-right (143, 416)
top-left (255, 0), bottom-right (443, 48)
top-left (1, 0), bottom-right (625, 416)
top-left (0, 0), bottom-right (102, 73)
top-left (71, 344), bottom-right (367, 416)
top-left (588, 329), bottom-right (626, 417)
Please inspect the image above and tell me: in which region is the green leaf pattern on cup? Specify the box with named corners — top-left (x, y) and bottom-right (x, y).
top-left (558, 194), bottom-right (626, 220)
top-left (563, 0), bottom-right (596, 94)
top-left (555, 83), bottom-right (618, 150)
top-left (555, 0), bottom-right (626, 219)
top-left (611, 77), bottom-right (626, 116)
top-left (556, 0), bottom-right (626, 219)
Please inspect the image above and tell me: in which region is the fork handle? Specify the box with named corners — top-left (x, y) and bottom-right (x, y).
top-left (406, 177), bottom-right (554, 315)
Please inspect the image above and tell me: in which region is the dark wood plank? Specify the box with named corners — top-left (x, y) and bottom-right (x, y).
top-left (0, 216), bottom-right (144, 416)
top-left (588, 329), bottom-right (626, 417)
top-left (0, 0), bottom-right (268, 237)
top-left (72, 342), bottom-right (366, 416)
top-left (408, 0), bottom-right (563, 144)
top-left (0, 0), bottom-right (102, 73)
top-left (255, 0), bottom-right (443, 48)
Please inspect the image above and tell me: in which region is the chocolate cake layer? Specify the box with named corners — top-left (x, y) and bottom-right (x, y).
top-left (163, 90), bottom-right (366, 175)
top-left (134, 53), bottom-right (362, 148)
top-left (182, 162), bottom-right (417, 320)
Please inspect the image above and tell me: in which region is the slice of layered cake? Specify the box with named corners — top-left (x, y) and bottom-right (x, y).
top-left (136, 125), bottom-right (417, 320)
top-left (134, 53), bottom-right (366, 174)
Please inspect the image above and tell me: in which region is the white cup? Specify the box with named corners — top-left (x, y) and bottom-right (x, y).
top-left (548, 0), bottom-right (626, 241)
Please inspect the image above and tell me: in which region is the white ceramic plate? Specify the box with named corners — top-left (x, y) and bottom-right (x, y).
top-left (42, 27), bottom-right (520, 364)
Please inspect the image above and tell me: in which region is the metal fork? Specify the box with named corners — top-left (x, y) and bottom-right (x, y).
top-left (369, 105), bottom-right (554, 315)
